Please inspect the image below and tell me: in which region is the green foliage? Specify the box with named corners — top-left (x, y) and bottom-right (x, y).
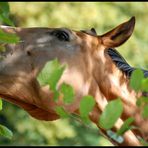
top-left (0, 124), bottom-right (13, 139)
top-left (129, 69), bottom-right (148, 120)
top-left (130, 69), bottom-right (144, 92)
top-left (37, 59), bottom-right (65, 91)
top-left (0, 29), bottom-right (19, 44)
top-left (37, 59), bottom-right (66, 102)
top-left (0, 15), bottom-right (14, 26)
top-left (142, 105), bottom-right (148, 119)
top-left (99, 99), bottom-right (123, 130)
top-left (0, 2), bottom-right (19, 46)
top-left (0, 2), bottom-right (18, 140)
top-left (60, 83), bottom-right (74, 104)
top-left (79, 96), bottom-right (95, 124)
top-left (0, 2), bottom-right (10, 16)
top-left (128, 68), bottom-right (148, 144)
top-left (0, 99), bottom-right (2, 111)
top-left (55, 107), bottom-right (70, 118)
top-left (0, 2), bottom-right (20, 57)
top-left (136, 96), bottom-right (148, 107)
top-left (0, 2), bottom-right (14, 26)
top-left (117, 117), bottom-right (134, 136)
top-left (141, 78), bottom-right (148, 92)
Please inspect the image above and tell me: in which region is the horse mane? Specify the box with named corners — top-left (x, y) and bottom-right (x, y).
top-left (107, 48), bottom-right (148, 78)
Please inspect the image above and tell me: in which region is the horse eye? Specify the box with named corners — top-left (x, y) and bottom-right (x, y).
top-left (51, 30), bottom-right (69, 41)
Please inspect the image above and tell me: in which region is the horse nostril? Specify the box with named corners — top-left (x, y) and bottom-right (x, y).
top-left (27, 50), bottom-right (32, 56)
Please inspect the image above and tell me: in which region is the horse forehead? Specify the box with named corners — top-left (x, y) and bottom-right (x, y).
top-left (75, 31), bottom-right (98, 46)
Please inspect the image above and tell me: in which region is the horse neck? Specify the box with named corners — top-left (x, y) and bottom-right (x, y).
top-left (93, 49), bottom-right (137, 103)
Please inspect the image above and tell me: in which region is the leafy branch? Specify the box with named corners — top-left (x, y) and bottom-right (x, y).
top-left (0, 2), bottom-right (20, 140)
top-left (37, 58), bottom-right (148, 145)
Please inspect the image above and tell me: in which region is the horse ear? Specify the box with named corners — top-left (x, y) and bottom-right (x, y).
top-left (100, 17), bottom-right (135, 48)
top-left (91, 28), bottom-right (97, 34)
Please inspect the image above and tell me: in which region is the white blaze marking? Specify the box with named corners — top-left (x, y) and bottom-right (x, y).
top-left (36, 36), bottom-right (52, 43)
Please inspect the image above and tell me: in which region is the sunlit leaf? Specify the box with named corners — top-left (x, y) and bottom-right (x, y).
top-left (0, 14), bottom-right (14, 26)
top-left (99, 99), bottom-right (123, 130)
top-left (0, 124), bottom-right (13, 139)
top-left (0, 2), bottom-right (10, 17)
top-left (53, 90), bottom-right (60, 102)
top-left (141, 78), bottom-right (148, 92)
top-left (80, 95), bottom-right (95, 124)
top-left (0, 99), bottom-right (2, 111)
top-left (81, 116), bottom-right (91, 124)
top-left (142, 105), bottom-right (148, 119)
top-left (60, 83), bottom-right (74, 104)
top-left (55, 106), bottom-right (70, 118)
top-left (0, 2), bottom-right (14, 26)
top-left (0, 29), bottom-right (19, 43)
top-left (117, 117), bottom-right (134, 136)
top-left (136, 96), bottom-right (148, 107)
top-left (130, 69), bottom-right (144, 92)
top-left (37, 59), bottom-right (65, 91)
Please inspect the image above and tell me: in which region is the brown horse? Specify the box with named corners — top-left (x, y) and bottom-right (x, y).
top-left (0, 16), bottom-right (147, 146)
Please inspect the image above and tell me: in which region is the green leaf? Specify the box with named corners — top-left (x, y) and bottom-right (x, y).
top-left (141, 78), bottom-right (148, 92)
top-left (0, 124), bottom-right (13, 139)
top-left (99, 98), bottom-right (123, 130)
top-left (0, 14), bottom-right (14, 26)
top-left (55, 106), bottom-right (69, 118)
top-left (53, 90), bottom-right (60, 102)
top-left (142, 105), bottom-right (148, 119)
top-left (0, 2), bottom-right (10, 18)
top-left (0, 99), bottom-right (2, 111)
top-left (79, 95), bottom-right (95, 123)
top-left (117, 117), bottom-right (134, 136)
top-left (107, 130), bottom-right (124, 144)
top-left (60, 83), bottom-right (74, 104)
top-left (0, 29), bottom-right (20, 43)
top-left (0, 2), bottom-right (14, 26)
top-left (37, 59), bottom-right (65, 91)
top-left (130, 69), bottom-right (144, 92)
top-left (81, 116), bottom-right (91, 124)
top-left (136, 96), bottom-right (148, 107)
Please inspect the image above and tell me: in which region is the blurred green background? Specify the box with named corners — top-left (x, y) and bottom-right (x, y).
top-left (0, 2), bottom-right (148, 146)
